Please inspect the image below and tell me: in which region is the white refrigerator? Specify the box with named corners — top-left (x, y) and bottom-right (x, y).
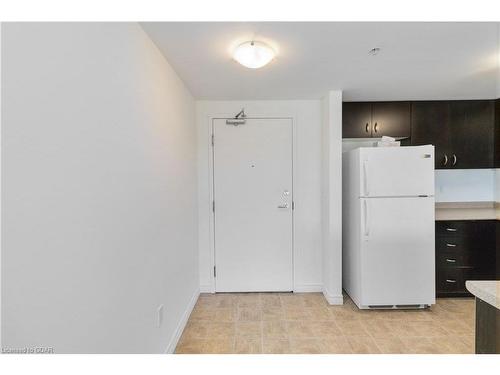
top-left (342, 145), bottom-right (435, 309)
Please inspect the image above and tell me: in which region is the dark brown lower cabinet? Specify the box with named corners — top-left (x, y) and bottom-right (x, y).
top-left (436, 220), bottom-right (497, 297)
top-left (475, 298), bottom-right (500, 354)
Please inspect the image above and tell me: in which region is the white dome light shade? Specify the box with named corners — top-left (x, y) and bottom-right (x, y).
top-left (233, 41), bottom-right (276, 69)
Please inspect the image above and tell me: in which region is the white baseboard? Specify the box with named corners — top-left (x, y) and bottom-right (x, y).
top-left (200, 284), bottom-right (323, 293)
top-left (322, 288), bottom-right (344, 305)
top-left (165, 287), bottom-right (200, 354)
top-left (293, 284), bottom-right (323, 293)
top-left (199, 284), bottom-right (214, 293)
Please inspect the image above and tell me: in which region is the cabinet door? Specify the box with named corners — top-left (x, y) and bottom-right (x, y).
top-left (342, 102), bottom-right (372, 138)
top-left (495, 99), bottom-right (500, 168)
top-left (371, 102), bottom-right (411, 138)
top-left (450, 100), bottom-right (495, 169)
top-left (411, 101), bottom-right (452, 169)
top-left (471, 220), bottom-right (496, 280)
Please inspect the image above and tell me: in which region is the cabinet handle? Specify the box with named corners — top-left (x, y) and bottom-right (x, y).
top-left (446, 243), bottom-right (457, 247)
top-left (374, 122), bottom-right (378, 133)
top-left (452, 154), bottom-right (457, 166)
top-left (446, 228), bottom-right (457, 232)
top-left (445, 279), bottom-right (457, 283)
top-left (445, 259), bottom-right (456, 263)
top-left (365, 123), bottom-right (369, 133)
top-left (443, 154), bottom-right (448, 166)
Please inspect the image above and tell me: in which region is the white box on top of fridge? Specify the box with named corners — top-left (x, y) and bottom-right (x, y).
top-left (342, 145), bottom-right (435, 309)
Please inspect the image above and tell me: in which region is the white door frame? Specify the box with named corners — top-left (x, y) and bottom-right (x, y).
top-left (205, 113), bottom-right (298, 293)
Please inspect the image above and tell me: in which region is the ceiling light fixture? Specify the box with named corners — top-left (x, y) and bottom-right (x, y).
top-left (233, 41), bottom-right (276, 69)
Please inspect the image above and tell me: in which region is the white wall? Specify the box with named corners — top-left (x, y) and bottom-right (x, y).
top-left (196, 100), bottom-right (323, 293)
top-left (435, 169), bottom-right (496, 202)
top-left (1, 23), bottom-right (198, 353)
top-left (497, 23), bottom-right (500, 98)
top-left (321, 91), bottom-right (343, 305)
top-left (0, 23), bottom-right (2, 349)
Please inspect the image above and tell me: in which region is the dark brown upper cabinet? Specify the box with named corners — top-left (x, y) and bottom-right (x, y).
top-left (342, 102), bottom-right (373, 138)
top-left (493, 99), bottom-right (499, 168)
top-left (411, 100), bottom-right (495, 169)
top-left (411, 101), bottom-right (452, 169)
top-left (342, 101), bottom-right (411, 139)
top-left (371, 102), bottom-right (411, 138)
top-left (449, 101), bottom-right (495, 169)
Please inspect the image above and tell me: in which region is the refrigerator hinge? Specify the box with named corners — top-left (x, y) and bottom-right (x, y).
top-left (292, 201), bottom-right (295, 210)
top-left (212, 200), bottom-right (215, 213)
top-left (211, 134), bottom-right (214, 146)
top-left (213, 266), bottom-right (216, 278)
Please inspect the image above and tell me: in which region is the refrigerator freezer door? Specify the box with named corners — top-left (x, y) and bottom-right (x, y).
top-left (360, 146), bottom-right (434, 197)
top-left (359, 196), bottom-right (435, 307)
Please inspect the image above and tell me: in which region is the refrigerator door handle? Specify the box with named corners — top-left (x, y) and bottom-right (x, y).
top-left (363, 161), bottom-right (369, 196)
top-left (363, 200), bottom-right (369, 238)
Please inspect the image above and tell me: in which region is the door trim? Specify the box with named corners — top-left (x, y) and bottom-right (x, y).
top-left (207, 115), bottom-right (297, 293)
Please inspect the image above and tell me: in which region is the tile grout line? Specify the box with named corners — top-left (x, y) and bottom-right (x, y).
top-left (260, 296), bottom-right (264, 353)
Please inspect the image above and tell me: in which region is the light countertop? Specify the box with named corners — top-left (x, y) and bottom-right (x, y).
top-left (435, 201), bottom-right (499, 221)
top-left (465, 280), bottom-right (500, 309)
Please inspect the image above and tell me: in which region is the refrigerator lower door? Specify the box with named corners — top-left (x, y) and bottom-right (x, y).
top-left (359, 196), bottom-right (435, 308)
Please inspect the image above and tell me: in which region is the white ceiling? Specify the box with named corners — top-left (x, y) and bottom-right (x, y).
top-left (141, 22), bottom-right (500, 101)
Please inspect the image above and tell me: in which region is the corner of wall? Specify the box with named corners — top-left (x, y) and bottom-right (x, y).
top-left (321, 90), bottom-right (343, 305)
top-left (164, 287), bottom-right (200, 354)
top-left (322, 287), bottom-right (344, 305)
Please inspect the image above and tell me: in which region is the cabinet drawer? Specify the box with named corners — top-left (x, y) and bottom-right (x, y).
top-left (437, 253), bottom-right (473, 268)
top-left (436, 268), bottom-right (472, 294)
top-left (436, 236), bottom-right (468, 254)
top-left (436, 221), bottom-right (472, 238)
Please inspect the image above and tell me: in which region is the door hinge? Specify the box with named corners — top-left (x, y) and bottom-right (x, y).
top-left (292, 201), bottom-right (295, 210)
top-left (213, 266), bottom-right (216, 278)
top-left (212, 200), bottom-right (215, 213)
top-left (211, 134), bottom-right (214, 146)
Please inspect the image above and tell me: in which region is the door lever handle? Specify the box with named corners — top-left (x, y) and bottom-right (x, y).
top-left (277, 203), bottom-right (289, 209)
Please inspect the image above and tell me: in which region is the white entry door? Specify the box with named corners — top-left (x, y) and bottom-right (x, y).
top-left (213, 118), bottom-right (293, 292)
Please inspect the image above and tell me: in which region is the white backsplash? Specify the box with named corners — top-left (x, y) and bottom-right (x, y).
top-left (435, 169), bottom-right (496, 203)
top-left (496, 169), bottom-right (500, 202)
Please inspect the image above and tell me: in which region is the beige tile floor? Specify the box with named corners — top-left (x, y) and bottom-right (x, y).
top-left (175, 292), bottom-right (475, 354)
